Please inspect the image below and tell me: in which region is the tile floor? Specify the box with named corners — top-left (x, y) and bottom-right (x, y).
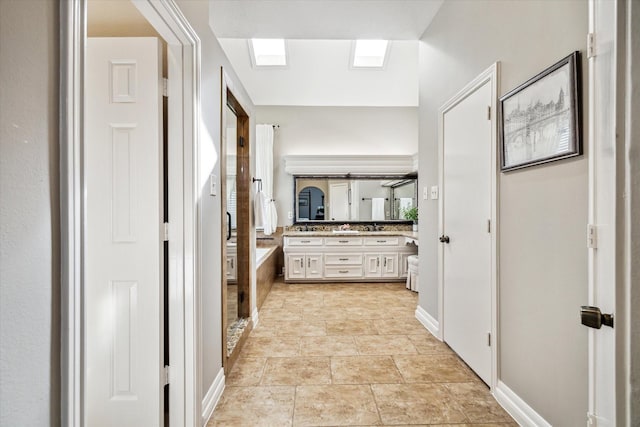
top-left (208, 280), bottom-right (517, 427)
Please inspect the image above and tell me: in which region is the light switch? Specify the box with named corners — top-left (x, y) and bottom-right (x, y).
top-left (430, 185), bottom-right (439, 200)
top-left (287, 211), bottom-right (293, 219)
top-left (210, 174), bottom-right (217, 196)
top-left (423, 186), bottom-right (429, 200)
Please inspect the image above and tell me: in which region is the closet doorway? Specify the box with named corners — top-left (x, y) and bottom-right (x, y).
top-left (221, 71), bottom-right (252, 373)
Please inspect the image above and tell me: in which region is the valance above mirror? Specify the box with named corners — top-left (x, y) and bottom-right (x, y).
top-left (294, 174), bottom-right (417, 223)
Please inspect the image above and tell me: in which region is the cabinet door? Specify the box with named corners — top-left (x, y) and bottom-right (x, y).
top-left (399, 253), bottom-right (411, 278)
top-left (226, 254), bottom-right (237, 282)
top-left (287, 254), bottom-right (306, 280)
top-left (364, 254), bottom-right (382, 278)
top-left (381, 253), bottom-right (399, 278)
top-left (306, 254), bottom-right (323, 279)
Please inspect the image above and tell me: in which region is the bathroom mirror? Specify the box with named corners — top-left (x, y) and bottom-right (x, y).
top-left (294, 174), bottom-right (417, 223)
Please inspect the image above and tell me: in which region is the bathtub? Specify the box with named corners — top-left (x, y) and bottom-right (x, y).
top-left (256, 246), bottom-right (279, 310)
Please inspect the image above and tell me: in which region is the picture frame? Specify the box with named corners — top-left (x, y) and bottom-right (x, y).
top-left (499, 51), bottom-right (582, 172)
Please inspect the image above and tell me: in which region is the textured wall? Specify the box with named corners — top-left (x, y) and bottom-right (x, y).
top-left (0, 0), bottom-right (60, 425)
top-left (417, 1), bottom-right (588, 425)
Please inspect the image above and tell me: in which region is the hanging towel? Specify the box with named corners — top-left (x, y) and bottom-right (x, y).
top-left (254, 189), bottom-right (266, 228)
top-left (399, 198), bottom-right (413, 215)
top-left (371, 198), bottom-right (385, 221)
top-left (264, 199), bottom-right (278, 236)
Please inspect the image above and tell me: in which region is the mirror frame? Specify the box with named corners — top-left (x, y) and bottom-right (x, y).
top-left (293, 173), bottom-right (418, 224)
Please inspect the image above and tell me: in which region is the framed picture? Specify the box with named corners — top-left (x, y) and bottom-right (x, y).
top-left (499, 51), bottom-right (582, 171)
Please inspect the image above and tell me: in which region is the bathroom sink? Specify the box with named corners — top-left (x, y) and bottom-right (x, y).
top-left (332, 230), bottom-right (360, 234)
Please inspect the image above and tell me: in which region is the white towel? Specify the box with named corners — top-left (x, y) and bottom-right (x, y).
top-left (399, 198), bottom-right (413, 215)
top-left (254, 190), bottom-right (266, 228)
top-left (265, 200), bottom-right (278, 236)
top-left (371, 198), bottom-right (385, 221)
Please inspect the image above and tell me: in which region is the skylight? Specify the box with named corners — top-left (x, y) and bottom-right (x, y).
top-left (352, 40), bottom-right (389, 68)
top-left (250, 38), bottom-right (287, 67)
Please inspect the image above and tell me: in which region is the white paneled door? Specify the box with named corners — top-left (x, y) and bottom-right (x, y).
top-left (85, 37), bottom-right (163, 426)
top-left (442, 80), bottom-right (493, 385)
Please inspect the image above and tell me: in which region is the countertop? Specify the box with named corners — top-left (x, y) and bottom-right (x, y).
top-left (283, 230), bottom-right (419, 239)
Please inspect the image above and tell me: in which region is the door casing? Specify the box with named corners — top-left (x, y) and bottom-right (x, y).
top-left (60, 1), bottom-right (201, 425)
top-left (437, 63), bottom-right (500, 389)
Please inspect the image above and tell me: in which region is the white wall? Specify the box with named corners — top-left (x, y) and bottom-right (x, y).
top-left (0, 1), bottom-right (60, 425)
top-left (255, 106), bottom-right (418, 226)
top-left (175, 0), bottom-right (255, 411)
top-left (417, 1), bottom-right (588, 425)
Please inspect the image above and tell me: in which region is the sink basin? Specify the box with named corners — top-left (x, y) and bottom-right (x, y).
top-left (332, 230), bottom-right (360, 234)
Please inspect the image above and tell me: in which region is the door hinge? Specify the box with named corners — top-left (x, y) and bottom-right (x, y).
top-left (162, 78), bottom-right (168, 97)
top-left (163, 365), bottom-right (170, 386)
top-left (487, 332), bottom-right (491, 347)
top-left (587, 224), bottom-right (597, 249)
top-left (487, 106), bottom-right (491, 120)
top-left (587, 33), bottom-right (596, 58)
top-left (163, 222), bottom-right (170, 241)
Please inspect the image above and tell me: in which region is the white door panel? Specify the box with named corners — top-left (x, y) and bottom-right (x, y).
top-left (329, 182), bottom-right (350, 221)
top-left (442, 81), bottom-right (492, 385)
top-left (86, 37), bottom-right (163, 426)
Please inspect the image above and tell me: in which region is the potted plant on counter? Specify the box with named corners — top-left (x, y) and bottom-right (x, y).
top-left (402, 206), bottom-right (419, 232)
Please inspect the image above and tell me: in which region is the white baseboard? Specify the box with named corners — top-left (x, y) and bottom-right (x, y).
top-left (415, 305), bottom-right (441, 340)
top-left (252, 307), bottom-right (259, 327)
top-left (494, 380), bottom-right (551, 427)
top-left (201, 367), bottom-right (225, 426)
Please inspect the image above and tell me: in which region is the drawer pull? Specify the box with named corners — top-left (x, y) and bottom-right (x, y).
top-left (377, 240), bottom-right (387, 243)
top-left (338, 258), bottom-right (349, 261)
top-left (338, 270), bottom-right (349, 274)
top-left (300, 240), bottom-right (311, 243)
top-left (338, 240), bottom-right (349, 243)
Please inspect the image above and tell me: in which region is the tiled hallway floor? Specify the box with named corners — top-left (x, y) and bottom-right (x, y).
top-left (208, 280), bottom-right (517, 426)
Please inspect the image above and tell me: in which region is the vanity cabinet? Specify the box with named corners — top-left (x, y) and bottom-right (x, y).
top-left (284, 234), bottom-right (416, 283)
top-left (286, 253), bottom-right (323, 280)
top-left (226, 254), bottom-right (237, 282)
top-left (364, 253), bottom-right (399, 278)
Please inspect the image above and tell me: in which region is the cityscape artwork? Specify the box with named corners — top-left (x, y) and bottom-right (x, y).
top-left (500, 52), bottom-right (581, 171)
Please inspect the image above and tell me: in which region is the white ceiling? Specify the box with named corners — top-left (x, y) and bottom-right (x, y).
top-left (210, 0), bottom-right (444, 40)
top-left (210, 0), bottom-right (443, 106)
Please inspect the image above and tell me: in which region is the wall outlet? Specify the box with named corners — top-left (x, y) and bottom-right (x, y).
top-left (423, 186), bottom-right (429, 200)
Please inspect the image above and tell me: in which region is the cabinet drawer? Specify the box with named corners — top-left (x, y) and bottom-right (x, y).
top-left (325, 237), bottom-right (363, 246)
top-left (364, 237), bottom-right (399, 246)
top-left (286, 237), bottom-right (323, 246)
top-left (324, 266), bottom-right (363, 278)
top-left (325, 253), bottom-right (363, 265)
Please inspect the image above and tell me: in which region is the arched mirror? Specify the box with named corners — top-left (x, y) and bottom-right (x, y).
top-left (297, 186), bottom-right (325, 220)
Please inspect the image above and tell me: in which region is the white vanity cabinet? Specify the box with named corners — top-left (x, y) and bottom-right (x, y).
top-left (286, 253), bottom-right (323, 280)
top-left (226, 253), bottom-right (237, 282)
top-left (284, 234), bottom-right (416, 283)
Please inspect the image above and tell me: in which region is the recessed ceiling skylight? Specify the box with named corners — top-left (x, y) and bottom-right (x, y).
top-left (352, 40), bottom-right (389, 68)
top-left (250, 38), bottom-right (287, 67)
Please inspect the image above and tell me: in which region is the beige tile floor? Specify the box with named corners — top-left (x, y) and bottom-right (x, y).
top-left (208, 280), bottom-right (517, 427)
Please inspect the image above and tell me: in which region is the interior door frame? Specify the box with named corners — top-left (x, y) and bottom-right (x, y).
top-left (60, 1), bottom-right (201, 425)
top-left (587, 0), bottom-right (638, 424)
top-left (437, 63), bottom-right (500, 389)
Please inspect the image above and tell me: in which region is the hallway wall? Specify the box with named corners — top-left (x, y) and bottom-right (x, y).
top-left (0, 1), bottom-right (60, 425)
top-left (255, 106), bottom-right (418, 226)
top-left (175, 0), bottom-right (255, 417)
top-left (417, 1), bottom-right (588, 425)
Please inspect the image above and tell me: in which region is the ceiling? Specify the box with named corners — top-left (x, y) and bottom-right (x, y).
top-left (210, 0), bottom-right (444, 40)
top-left (210, 0), bottom-right (444, 107)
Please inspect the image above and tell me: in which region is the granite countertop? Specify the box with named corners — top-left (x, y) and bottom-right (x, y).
top-left (283, 230), bottom-right (419, 239)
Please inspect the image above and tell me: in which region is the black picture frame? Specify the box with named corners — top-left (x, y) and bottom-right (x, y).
top-left (499, 51), bottom-right (582, 172)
